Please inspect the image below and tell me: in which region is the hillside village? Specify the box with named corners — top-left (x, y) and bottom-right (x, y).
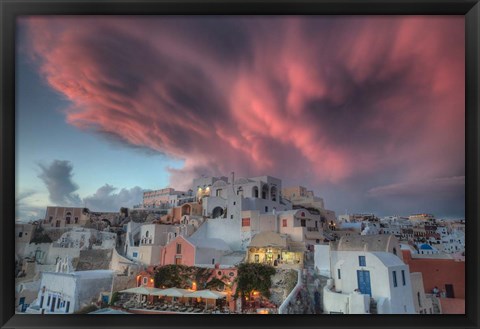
top-left (14, 174), bottom-right (465, 315)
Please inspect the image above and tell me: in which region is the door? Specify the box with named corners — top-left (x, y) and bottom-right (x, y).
top-left (51, 297), bottom-right (56, 312)
top-left (445, 284), bottom-right (455, 298)
top-left (357, 270), bottom-right (372, 296)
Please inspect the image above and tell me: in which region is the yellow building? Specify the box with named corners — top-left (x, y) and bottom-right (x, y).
top-left (246, 231), bottom-right (304, 268)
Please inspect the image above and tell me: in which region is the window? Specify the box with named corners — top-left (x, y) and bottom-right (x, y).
top-left (254, 254), bottom-right (259, 263)
top-left (265, 206), bottom-right (268, 212)
top-left (212, 258), bottom-right (215, 264)
top-left (393, 247), bottom-right (397, 255)
top-left (233, 202), bottom-right (236, 205)
top-left (146, 231), bottom-right (149, 238)
top-left (282, 219), bottom-right (287, 227)
top-left (242, 218), bottom-right (251, 227)
top-left (401, 270), bottom-right (406, 286)
top-left (337, 269), bottom-right (341, 279)
top-left (66, 301), bottom-right (70, 313)
top-left (143, 277), bottom-right (148, 285)
top-left (300, 219), bottom-right (306, 227)
top-left (393, 271), bottom-right (398, 287)
top-left (47, 296), bottom-right (51, 306)
top-left (18, 232), bottom-right (23, 238)
top-left (133, 252), bottom-right (138, 258)
top-left (230, 215), bottom-right (233, 219)
top-left (359, 256), bottom-right (366, 266)
top-left (40, 296), bottom-right (44, 308)
top-left (417, 292), bottom-right (422, 307)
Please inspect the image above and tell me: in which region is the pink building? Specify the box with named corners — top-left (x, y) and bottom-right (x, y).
top-left (161, 236), bottom-right (196, 266)
top-left (161, 235), bottom-right (233, 267)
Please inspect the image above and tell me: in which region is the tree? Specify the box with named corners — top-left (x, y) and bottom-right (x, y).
top-left (153, 265), bottom-right (220, 290)
top-left (154, 264), bottom-right (187, 288)
top-left (234, 263), bottom-right (276, 299)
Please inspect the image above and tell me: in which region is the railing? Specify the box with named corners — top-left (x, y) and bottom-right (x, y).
top-left (278, 269), bottom-right (302, 314)
top-left (307, 227), bottom-right (319, 232)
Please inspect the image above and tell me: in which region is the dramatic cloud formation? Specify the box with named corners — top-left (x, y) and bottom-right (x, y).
top-left (83, 184), bottom-right (143, 212)
top-left (38, 160), bottom-right (82, 206)
top-left (21, 16), bottom-right (465, 217)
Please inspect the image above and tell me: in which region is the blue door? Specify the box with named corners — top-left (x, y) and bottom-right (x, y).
top-left (357, 270), bottom-right (372, 296)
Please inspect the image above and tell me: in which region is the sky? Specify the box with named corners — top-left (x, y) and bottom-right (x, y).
top-left (15, 16), bottom-right (465, 221)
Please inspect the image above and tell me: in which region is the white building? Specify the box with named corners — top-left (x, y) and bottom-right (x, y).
top-left (124, 221), bottom-right (197, 265)
top-left (53, 227), bottom-right (116, 250)
top-left (143, 188), bottom-right (194, 208)
top-left (323, 250), bottom-right (415, 314)
top-left (26, 257), bottom-right (114, 314)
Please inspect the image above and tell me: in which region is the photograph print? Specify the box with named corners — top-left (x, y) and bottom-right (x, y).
top-left (15, 15), bottom-right (465, 315)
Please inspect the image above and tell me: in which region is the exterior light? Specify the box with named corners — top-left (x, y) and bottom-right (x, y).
top-left (150, 278), bottom-right (154, 283)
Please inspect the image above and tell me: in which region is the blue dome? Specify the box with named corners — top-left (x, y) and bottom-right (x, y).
top-left (420, 244), bottom-right (433, 250)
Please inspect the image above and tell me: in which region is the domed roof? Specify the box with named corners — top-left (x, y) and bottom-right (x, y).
top-left (212, 180), bottom-right (227, 187)
top-left (419, 244), bottom-right (433, 250)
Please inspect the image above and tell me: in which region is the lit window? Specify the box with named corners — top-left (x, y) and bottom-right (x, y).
top-left (359, 256), bottom-right (366, 267)
top-left (242, 218), bottom-right (250, 227)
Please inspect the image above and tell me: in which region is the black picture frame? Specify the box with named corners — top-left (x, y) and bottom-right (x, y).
top-left (1, 1), bottom-right (478, 329)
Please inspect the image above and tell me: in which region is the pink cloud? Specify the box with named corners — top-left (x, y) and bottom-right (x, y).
top-left (20, 16), bottom-right (465, 200)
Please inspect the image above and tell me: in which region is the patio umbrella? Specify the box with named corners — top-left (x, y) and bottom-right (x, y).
top-left (153, 287), bottom-right (191, 297)
top-left (184, 289), bottom-right (226, 299)
top-left (185, 290), bottom-right (227, 310)
top-left (119, 286), bottom-right (162, 295)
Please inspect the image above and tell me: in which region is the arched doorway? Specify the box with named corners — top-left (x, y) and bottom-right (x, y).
top-left (212, 207), bottom-right (224, 218)
top-left (261, 185), bottom-right (268, 199)
top-left (270, 186), bottom-right (277, 202)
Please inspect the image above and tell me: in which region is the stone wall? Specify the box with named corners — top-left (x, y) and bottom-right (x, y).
top-left (43, 228), bottom-right (70, 242)
top-left (112, 274), bottom-right (137, 293)
top-left (76, 249), bottom-right (113, 271)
